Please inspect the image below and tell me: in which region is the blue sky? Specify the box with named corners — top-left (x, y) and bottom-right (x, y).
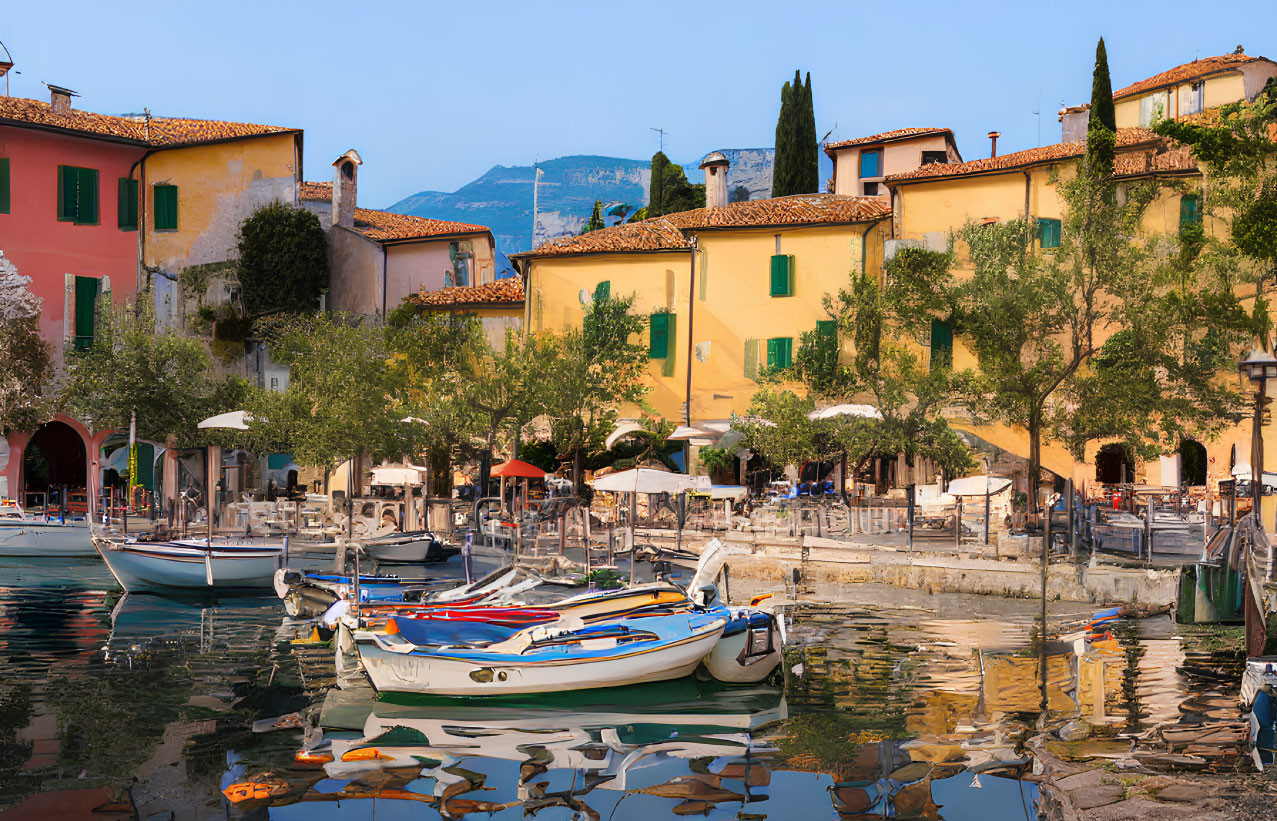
top-left (3, 1), bottom-right (1271, 208)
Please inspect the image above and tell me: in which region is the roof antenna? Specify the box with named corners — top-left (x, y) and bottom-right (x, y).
top-left (650, 127), bottom-right (668, 153)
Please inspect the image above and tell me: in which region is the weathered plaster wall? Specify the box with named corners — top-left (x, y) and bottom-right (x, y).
top-left (143, 132), bottom-right (298, 278)
top-left (329, 227), bottom-right (383, 315)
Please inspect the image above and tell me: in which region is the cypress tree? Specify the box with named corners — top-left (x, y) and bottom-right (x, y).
top-left (771, 72), bottom-right (797, 197)
top-left (582, 200), bottom-right (604, 233)
top-left (798, 72), bottom-right (818, 194)
top-left (1087, 37), bottom-right (1117, 174)
top-left (772, 70), bottom-right (818, 197)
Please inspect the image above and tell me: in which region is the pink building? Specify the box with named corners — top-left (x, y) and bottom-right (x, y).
top-left (0, 85), bottom-right (296, 506)
top-left (825, 128), bottom-right (962, 200)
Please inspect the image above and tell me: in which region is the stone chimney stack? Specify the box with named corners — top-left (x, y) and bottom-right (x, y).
top-left (699, 151), bottom-right (730, 209)
top-left (331, 149), bottom-right (363, 229)
top-left (46, 84), bottom-right (78, 114)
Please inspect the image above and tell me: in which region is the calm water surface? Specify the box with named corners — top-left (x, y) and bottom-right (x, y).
top-left (0, 556), bottom-right (1245, 819)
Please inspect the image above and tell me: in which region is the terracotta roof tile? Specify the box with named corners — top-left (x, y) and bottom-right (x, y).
top-left (886, 128), bottom-right (1183, 182)
top-left (0, 95), bottom-right (296, 146)
top-left (299, 181), bottom-right (332, 201)
top-left (300, 181), bottom-right (490, 242)
top-left (825, 127), bottom-right (953, 150)
top-left (1114, 53), bottom-right (1271, 99)
top-left (412, 278), bottom-right (525, 308)
top-left (516, 194), bottom-right (890, 259)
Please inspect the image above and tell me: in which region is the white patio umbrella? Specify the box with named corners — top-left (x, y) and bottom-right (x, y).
top-left (197, 410), bottom-right (254, 430)
top-left (947, 475), bottom-right (1012, 496)
top-left (593, 469), bottom-right (699, 584)
top-left (807, 404), bottom-right (883, 421)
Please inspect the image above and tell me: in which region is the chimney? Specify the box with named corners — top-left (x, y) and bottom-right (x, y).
top-left (331, 149), bottom-right (363, 229)
top-left (45, 84), bottom-right (78, 114)
top-left (987, 131), bottom-right (1000, 158)
top-left (699, 151), bottom-right (730, 209)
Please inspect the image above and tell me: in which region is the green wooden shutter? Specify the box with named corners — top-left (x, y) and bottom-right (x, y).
top-left (135, 442), bottom-right (156, 491)
top-left (594, 280), bottom-right (610, 302)
top-left (744, 339), bottom-right (759, 378)
top-left (767, 337), bottom-right (792, 369)
top-left (649, 312), bottom-right (670, 358)
top-left (78, 168), bottom-right (98, 225)
top-left (73, 276), bottom-right (100, 350)
top-left (118, 178), bottom-right (138, 230)
top-left (1179, 194), bottom-right (1200, 228)
top-left (0, 158), bottom-right (9, 214)
top-left (58, 165), bottom-right (78, 222)
top-left (769, 254), bottom-right (793, 297)
top-left (661, 313), bottom-right (677, 377)
top-left (817, 319), bottom-right (836, 341)
top-left (930, 319), bottom-right (953, 371)
top-left (155, 184), bottom-right (178, 230)
top-left (1037, 218), bottom-right (1061, 249)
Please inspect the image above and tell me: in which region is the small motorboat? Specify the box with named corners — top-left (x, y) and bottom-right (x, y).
top-left (361, 530), bottom-right (459, 564)
top-left (358, 610), bottom-right (727, 695)
top-left (700, 605), bottom-right (784, 684)
top-left (92, 533), bottom-right (285, 593)
top-left (0, 497), bottom-right (97, 557)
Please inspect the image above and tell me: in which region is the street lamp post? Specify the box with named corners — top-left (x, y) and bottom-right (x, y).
top-left (1238, 348), bottom-right (1277, 525)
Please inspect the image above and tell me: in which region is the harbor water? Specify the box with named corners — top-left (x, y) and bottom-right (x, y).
top-left (0, 554), bottom-right (1250, 819)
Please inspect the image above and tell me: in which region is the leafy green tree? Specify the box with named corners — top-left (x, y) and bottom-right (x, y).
top-left (646, 152), bottom-right (705, 218)
top-left (771, 71), bottom-right (818, 197)
top-left (1087, 37), bottom-right (1117, 173)
top-left (542, 293), bottom-right (649, 490)
top-left (583, 201), bottom-right (605, 233)
top-left (250, 313), bottom-right (405, 472)
top-left (60, 299), bottom-right (242, 445)
top-left (236, 202), bottom-right (329, 316)
top-left (0, 260), bottom-right (53, 433)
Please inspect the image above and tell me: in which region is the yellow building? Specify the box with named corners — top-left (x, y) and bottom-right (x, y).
top-left (883, 53), bottom-right (1275, 494)
top-left (512, 183), bottom-right (889, 425)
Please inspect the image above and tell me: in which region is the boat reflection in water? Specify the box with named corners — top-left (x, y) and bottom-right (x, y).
top-left (225, 679), bottom-right (789, 818)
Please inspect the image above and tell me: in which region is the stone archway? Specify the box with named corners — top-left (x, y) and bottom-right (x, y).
top-left (1095, 443), bottom-right (1134, 485)
top-left (23, 420), bottom-right (87, 495)
top-left (1179, 439), bottom-right (1208, 487)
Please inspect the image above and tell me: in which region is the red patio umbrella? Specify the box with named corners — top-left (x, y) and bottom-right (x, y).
top-left (490, 459), bottom-right (546, 516)
top-left (490, 460), bottom-right (547, 479)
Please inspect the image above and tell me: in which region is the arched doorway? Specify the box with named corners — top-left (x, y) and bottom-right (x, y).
top-left (1179, 439), bottom-right (1208, 487)
top-left (1095, 443), bottom-right (1134, 485)
top-left (23, 421), bottom-right (87, 494)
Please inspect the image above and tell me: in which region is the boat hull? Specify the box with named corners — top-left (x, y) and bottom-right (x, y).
top-left (702, 611), bottom-right (783, 684)
top-left (0, 518), bottom-right (97, 557)
top-left (363, 534), bottom-right (458, 564)
top-left (358, 616), bottom-right (725, 696)
top-left (94, 538), bottom-right (284, 593)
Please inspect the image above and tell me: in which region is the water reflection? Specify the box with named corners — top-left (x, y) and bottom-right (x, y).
top-left (0, 561), bottom-right (1249, 819)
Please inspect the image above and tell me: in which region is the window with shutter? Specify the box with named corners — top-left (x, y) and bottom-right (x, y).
top-left (1179, 194), bottom-right (1200, 229)
top-left (767, 337), bottom-right (793, 369)
top-left (0, 158), bottom-right (9, 214)
top-left (859, 149), bottom-right (882, 178)
top-left (769, 254), bottom-right (793, 297)
top-left (649, 312), bottom-right (670, 358)
top-left (929, 319), bottom-right (953, 371)
top-left (57, 165), bottom-right (99, 224)
top-left (1037, 218), bottom-right (1061, 249)
top-left (594, 280), bottom-right (610, 302)
top-left (73, 275), bottom-right (101, 350)
top-left (154, 184), bottom-right (178, 230)
top-left (117, 178), bottom-right (139, 231)
top-left (743, 338), bottom-right (759, 378)
top-left (817, 320), bottom-right (836, 340)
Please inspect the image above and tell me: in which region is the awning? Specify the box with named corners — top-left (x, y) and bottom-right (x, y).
top-left (371, 467), bottom-right (424, 486)
top-left (605, 421), bottom-right (646, 450)
top-left (667, 425), bottom-right (711, 441)
top-left (592, 468), bottom-right (698, 494)
top-left (947, 475), bottom-right (1012, 497)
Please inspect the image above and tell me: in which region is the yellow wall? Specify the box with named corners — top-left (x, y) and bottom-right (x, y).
top-left (524, 221), bottom-right (886, 422)
top-left (1115, 73), bottom-right (1249, 128)
top-left (143, 132), bottom-right (299, 275)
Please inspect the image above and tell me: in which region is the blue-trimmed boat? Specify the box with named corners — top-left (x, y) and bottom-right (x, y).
top-left (92, 533), bottom-right (284, 593)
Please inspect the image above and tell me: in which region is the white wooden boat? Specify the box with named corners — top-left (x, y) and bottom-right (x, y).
top-left (0, 498), bottom-right (96, 557)
top-left (92, 533), bottom-right (285, 593)
top-left (701, 606), bottom-right (783, 684)
top-left (358, 610), bottom-right (726, 696)
top-left (362, 531), bottom-right (459, 564)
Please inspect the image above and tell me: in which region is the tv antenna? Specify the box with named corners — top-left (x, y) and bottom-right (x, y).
top-left (651, 127), bottom-right (669, 152)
